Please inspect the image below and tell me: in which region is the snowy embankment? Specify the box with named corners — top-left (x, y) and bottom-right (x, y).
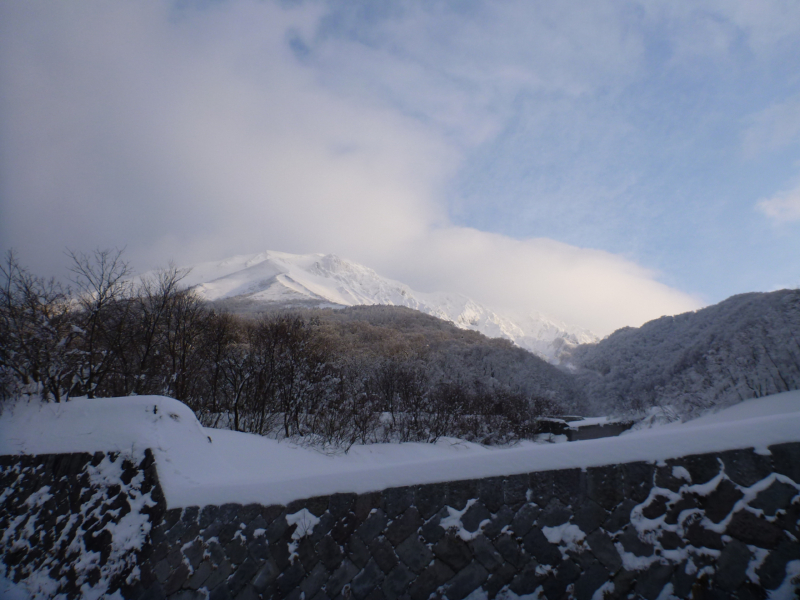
top-left (1, 392), bottom-right (799, 510)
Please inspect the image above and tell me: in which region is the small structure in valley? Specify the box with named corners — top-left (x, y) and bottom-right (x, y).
top-left (537, 415), bottom-right (635, 442)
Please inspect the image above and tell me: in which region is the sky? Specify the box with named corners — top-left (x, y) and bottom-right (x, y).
top-left (1, 0), bottom-right (799, 335)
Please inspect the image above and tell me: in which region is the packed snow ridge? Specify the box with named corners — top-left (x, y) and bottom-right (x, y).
top-left (2, 391), bottom-right (799, 510)
top-left (162, 251), bottom-right (596, 360)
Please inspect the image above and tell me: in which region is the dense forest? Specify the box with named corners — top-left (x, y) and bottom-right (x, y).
top-left (565, 289), bottom-right (800, 419)
top-left (3, 249), bottom-right (799, 449)
top-left (0, 251), bottom-right (581, 450)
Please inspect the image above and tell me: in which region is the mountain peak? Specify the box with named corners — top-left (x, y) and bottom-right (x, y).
top-left (163, 250), bottom-right (597, 360)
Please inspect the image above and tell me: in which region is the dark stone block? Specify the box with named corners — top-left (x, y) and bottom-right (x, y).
top-left (477, 477), bottom-right (505, 513)
top-left (296, 536), bottom-right (321, 572)
top-left (572, 499), bottom-right (607, 535)
top-left (659, 530), bottom-right (684, 550)
top-left (611, 568), bottom-right (637, 598)
top-left (328, 493), bottom-right (357, 519)
top-left (510, 503), bottom-right (539, 537)
top-left (444, 561), bottom-right (488, 600)
top-left (553, 468), bottom-right (583, 508)
top-left (485, 563), bottom-right (517, 599)
top-left (251, 560), bottom-right (280, 592)
top-left (383, 487), bottom-right (414, 520)
top-left (308, 513), bottom-right (337, 544)
top-left (330, 512), bottom-right (359, 544)
top-left (300, 562), bottom-right (330, 599)
top-left (433, 533), bottom-right (472, 571)
top-left (701, 478), bottom-right (744, 524)
top-left (165, 508), bottom-right (184, 531)
top-left (586, 465), bottom-right (624, 511)
top-left (369, 537), bottom-right (399, 574)
top-left (225, 538), bottom-right (248, 565)
top-left (171, 590), bottom-right (207, 600)
top-left (206, 539), bottom-right (226, 565)
top-left (727, 509), bottom-right (784, 548)
top-left (634, 562), bottom-right (675, 600)
top-left (481, 505), bottom-right (514, 540)
top-left (354, 493), bottom-right (382, 523)
top-left (670, 561), bottom-right (696, 599)
top-left (447, 480), bottom-right (477, 511)
top-left (622, 461), bottom-right (654, 504)
top-left (716, 539), bottom-right (752, 591)
top-left (163, 563), bottom-right (190, 596)
top-left (218, 503), bottom-right (242, 524)
top-left (522, 527), bottom-right (561, 566)
top-left (528, 471), bottom-right (554, 507)
top-left (200, 504), bottom-right (219, 530)
top-left (509, 562), bottom-right (546, 596)
top-left (183, 539), bottom-right (205, 570)
top-left (720, 448), bottom-right (774, 487)
top-left (461, 501), bottom-right (492, 534)
top-left (237, 503), bottom-right (263, 525)
top-left (604, 499), bottom-right (637, 532)
top-left (357, 509), bottom-right (388, 543)
top-left (208, 582), bottom-right (233, 600)
top-left (503, 474), bottom-right (529, 510)
top-left (419, 516), bottom-right (445, 545)
top-left (641, 495), bottom-right (669, 520)
top-left (386, 507), bottom-right (422, 547)
top-left (415, 483), bottom-right (446, 520)
top-left (408, 559), bottom-right (455, 600)
top-left (756, 540), bottom-right (800, 590)
top-left (202, 559), bottom-right (232, 591)
top-left (317, 535), bottom-right (344, 571)
top-left (347, 533), bottom-right (372, 569)
top-left (395, 536), bottom-right (433, 573)
top-left (470, 534), bottom-right (504, 572)
top-left (350, 559), bottom-right (384, 599)
top-left (382, 563), bottom-right (415, 600)
top-left (664, 494), bottom-right (698, 526)
top-left (537, 498), bottom-right (570, 528)
top-left (493, 534), bottom-right (526, 570)
top-left (541, 560), bottom-right (577, 599)
top-left (182, 506), bottom-right (200, 524)
top-left (276, 561), bottom-right (306, 597)
top-left (685, 521), bottom-right (723, 550)
top-left (243, 514), bottom-right (268, 541)
top-left (573, 562), bottom-right (609, 600)
top-left (683, 454), bottom-right (722, 485)
top-left (228, 557), bottom-right (259, 595)
top-left (769, 443), bottom-right (800, 484)
top-left (586, 530), bottom-right (621, 573)
top-left (655, 464), bottom-right (688, 492)
top-left (153, 559), bottom-right (171, 585)
top-left (751, 480), bottom-right (798, 516)
top-left (619, 528), bottom-right (653, 558)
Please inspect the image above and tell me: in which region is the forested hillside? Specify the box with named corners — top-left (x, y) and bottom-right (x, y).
top-left (0, 252), bottom-right (582, 450)
top-left (566, 289), bottom-right (800, 418)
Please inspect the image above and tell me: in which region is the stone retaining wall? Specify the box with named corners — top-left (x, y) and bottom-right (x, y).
top-left (2, 444), bottom-right (800, 599)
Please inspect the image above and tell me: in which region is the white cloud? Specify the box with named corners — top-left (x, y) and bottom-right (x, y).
top-left (757, 184), bottom-right (800, 224)
top-left (0, 0), bottom-right (703, 335)
top-left (742, 94), bottom-right (800, 158)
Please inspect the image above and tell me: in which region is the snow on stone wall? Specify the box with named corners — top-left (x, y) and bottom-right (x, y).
top-left (0, 450), bottom-right (166, 599)
top-left (2, 444), bottom-right (800, 599)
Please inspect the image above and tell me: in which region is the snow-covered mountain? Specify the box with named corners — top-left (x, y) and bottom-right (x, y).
top-left (170, 251), bottom-right (597, 360)
top-left (566, 288), bottom-right (800, 418)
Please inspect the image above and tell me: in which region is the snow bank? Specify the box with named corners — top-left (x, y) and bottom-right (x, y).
top-left (1, 392), bottom-right (799, 510)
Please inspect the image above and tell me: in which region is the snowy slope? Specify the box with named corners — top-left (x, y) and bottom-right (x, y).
top-left (568, 289), bottom-right (800, 416)
top-left (160, 251), bottom-right (596, 360)
top-left (2, 392), bottom-right (799, 509)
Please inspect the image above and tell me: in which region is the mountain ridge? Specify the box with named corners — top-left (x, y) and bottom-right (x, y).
top-left (165, 250), bottom-right (597, 360)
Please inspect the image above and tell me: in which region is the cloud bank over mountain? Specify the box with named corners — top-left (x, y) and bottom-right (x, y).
top-left (16, 1), bottom-right (800, 334)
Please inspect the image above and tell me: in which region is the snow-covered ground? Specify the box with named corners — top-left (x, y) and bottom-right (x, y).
top-left (1, 392), bottom-right (799, 510)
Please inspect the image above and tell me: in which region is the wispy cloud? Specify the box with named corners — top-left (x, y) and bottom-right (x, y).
top-left (757, 183), bottom-right (800, 224)
top-left (3, 0), bottom-right (799, 334)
